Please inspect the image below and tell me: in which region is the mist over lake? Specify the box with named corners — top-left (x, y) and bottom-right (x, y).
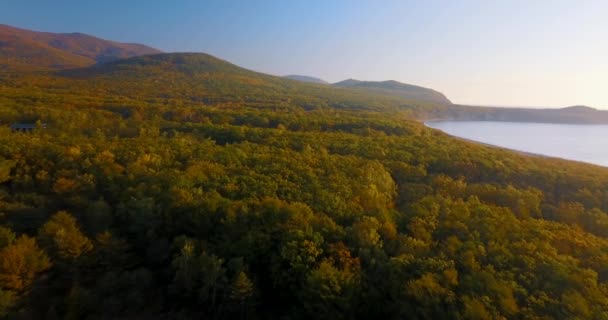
top-left (427, 121), bottom-right (608, 167)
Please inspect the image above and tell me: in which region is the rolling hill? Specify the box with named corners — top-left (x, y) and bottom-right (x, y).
top-left (0, 24), bottom-right (161, 71)
top-left (333, 79), bottom-right (452, 104)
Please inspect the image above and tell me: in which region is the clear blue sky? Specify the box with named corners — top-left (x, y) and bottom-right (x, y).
top-left (3, 0), bottom-right (608, 108)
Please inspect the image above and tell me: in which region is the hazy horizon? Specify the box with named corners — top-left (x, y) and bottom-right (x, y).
top-left (3, 0), bottom-right (607, 108)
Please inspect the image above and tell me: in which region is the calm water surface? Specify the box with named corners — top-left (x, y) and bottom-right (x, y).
top-left (426, 121), bottom-right (608, 167)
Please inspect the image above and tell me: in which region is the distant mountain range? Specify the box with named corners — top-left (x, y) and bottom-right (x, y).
top-left (1, 24), bottom-right (606, 124)
top-left (0, 24), bottom-right (161, 71)
top-left (56, 53), bottom-right (439, 113)
top-left (433, 104), bottom-right (608, 124)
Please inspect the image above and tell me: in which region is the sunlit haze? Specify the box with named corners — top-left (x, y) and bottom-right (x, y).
top-left (3, 0), bottom-right (607, 108)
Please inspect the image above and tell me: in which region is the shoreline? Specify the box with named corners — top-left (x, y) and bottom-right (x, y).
top-left (420, 121), bottom-right (608, 166)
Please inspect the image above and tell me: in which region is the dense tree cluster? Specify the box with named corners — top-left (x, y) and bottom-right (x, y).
top-left (1, 54), bottom-right (608, 319)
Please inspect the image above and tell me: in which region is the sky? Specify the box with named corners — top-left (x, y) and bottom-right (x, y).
top-left (2, 0), bottom-right (608, 108)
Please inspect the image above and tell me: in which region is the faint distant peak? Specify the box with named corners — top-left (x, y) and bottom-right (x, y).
top-left (333, 78), bottom-right (451, 104)
top-left (333, 78), bottom-right (362, 86)
top-left (560, 105), bottom-right (597, 112)
top-left (284, 75), bottom-right (328, 84)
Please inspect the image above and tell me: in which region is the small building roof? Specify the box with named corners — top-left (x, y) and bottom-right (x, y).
top-left (11, 124), bottom-right (38, 129)
top-left (10, 123), bottom-right (47, 130)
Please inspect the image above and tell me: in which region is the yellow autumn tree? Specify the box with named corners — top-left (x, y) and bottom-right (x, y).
top-left (38, 211), bottom-right (93, 260)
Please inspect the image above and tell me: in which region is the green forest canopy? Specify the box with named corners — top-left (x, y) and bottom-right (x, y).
top-left (1, 53), bottom-right (608, 319)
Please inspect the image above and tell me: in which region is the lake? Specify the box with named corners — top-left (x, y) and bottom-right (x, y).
top-left (426, 121), bottom-right (608, 167)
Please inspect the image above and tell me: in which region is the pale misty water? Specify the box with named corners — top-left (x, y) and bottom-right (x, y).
top-left (426, 121), bottom-right (608, 167)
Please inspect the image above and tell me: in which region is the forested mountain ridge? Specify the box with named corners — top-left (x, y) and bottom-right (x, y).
top-left (2, 47), bottom-right (608, 319)
top-left (0, 24), bottom-right (161, 71)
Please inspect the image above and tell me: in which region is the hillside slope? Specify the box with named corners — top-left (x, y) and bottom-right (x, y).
top-left (0, 24), bottom-right (161, 70)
